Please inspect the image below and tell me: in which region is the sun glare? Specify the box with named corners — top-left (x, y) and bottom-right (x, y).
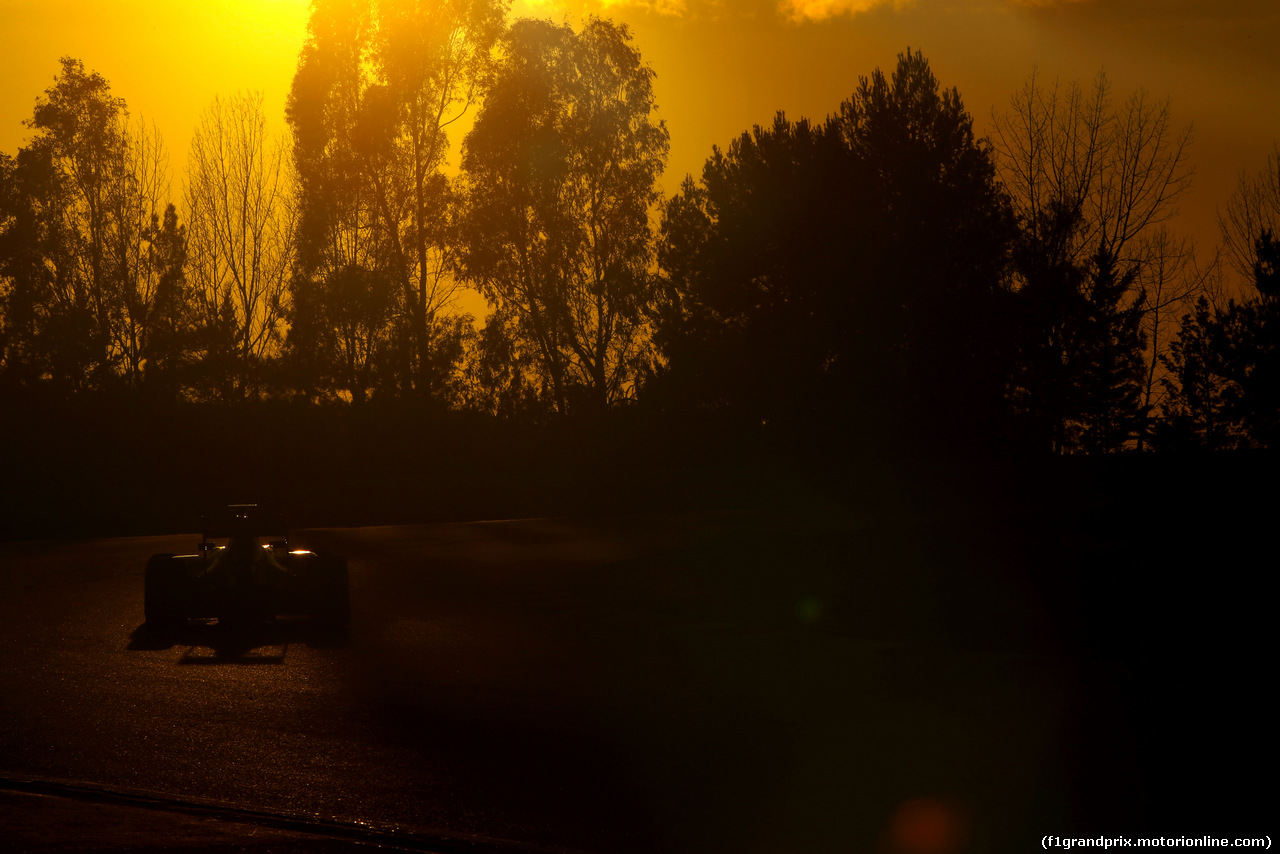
top-left (226, 0), bottom-right (312, 37)
top-left (211, 0), bottom-right (311, 57)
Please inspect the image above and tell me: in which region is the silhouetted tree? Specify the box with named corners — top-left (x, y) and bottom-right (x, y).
top-left (456, 17), bottom-right (669, 413)
top-left (0, 145), bottom-right (82, 390)
top-left (1159, 231), bottom-right (1280, 449)
top-left (288, 0), bottom-right (506, 401)
top-left (1133, 228), bottom-right (1221, 449)
top-left (0, 58), bottom-right (181, 394)
top-left (836, 49), bottom-right (1017, 446)
top-left (1220, 144), bottom-right (1280, 286)
top-left (652, 114), bottom-right (851, 423)
top-left (29, 57), bottom-right (128, 389)
top-left (1009, 231), bottom-right (1156, 453)
top-left (1074, 244), bottom-right (1148, 452)
top-left (1256, 229), bottom-right (1280, 298)
top-left (656, 50), bottom-right (1015, 451)
top-left (456, 306), bottom-right (551, 418)
top-left (185, 92), bottom-right (294, 400)
top-left (286, 263), bottom-right (396, 403)
top-left (992, 70), bottom-right (1195, 451)
top-left (992, 71), bottom-right (1193, 276)
top-left (1159, 296), bottom-right (1247, 449)
top-left (134, 202), bottom-right (192, 398)
top-left (1238, 236), bottom-right (1280, 447)
top-left (97, 116), bottom-right (170, 388)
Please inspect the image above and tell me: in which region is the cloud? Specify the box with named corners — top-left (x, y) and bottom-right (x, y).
top-left (512, 0), bottom-right (1278, 26)
top-left (515, 0), bottom-right (688, 17)
top-left (1008, 0), bottom-right (1278, 19)
top-left (779, 0), bottom-right (912, 22)
top-left (600, 0), bottom-right (689, 14)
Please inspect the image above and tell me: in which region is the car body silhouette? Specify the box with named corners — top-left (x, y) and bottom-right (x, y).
top-left (144, 504), bottom-right (349, 631)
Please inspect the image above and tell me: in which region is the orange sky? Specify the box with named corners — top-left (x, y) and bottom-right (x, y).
top-left (2, 0), bottom-right (1278, 293)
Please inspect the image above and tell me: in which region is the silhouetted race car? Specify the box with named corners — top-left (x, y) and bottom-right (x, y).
top-left (145, 505), bottom-right (349, 632)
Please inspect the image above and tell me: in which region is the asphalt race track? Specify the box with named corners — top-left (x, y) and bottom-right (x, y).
top-left (0, 509), bottom-right (1268, 852)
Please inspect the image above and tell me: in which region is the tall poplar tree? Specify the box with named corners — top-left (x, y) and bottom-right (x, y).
top-left (287, 0), bottom-right (506, 402)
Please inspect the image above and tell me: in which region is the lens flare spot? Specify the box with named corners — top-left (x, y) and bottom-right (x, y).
top-left (887, 797), bottom-right (967, 854)
top-left (795, 594), bottom-right (824, 625)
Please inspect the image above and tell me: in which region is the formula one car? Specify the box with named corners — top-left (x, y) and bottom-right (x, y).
top-left (144, 505), bottom-right (349, 632)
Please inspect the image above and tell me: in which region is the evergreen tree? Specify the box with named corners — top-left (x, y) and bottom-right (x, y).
top-left (136, 203), bottom-right (192, 398)
top-left (1073, 245), bottom-right (1148, 452)
top-left (1159, 231), bottom-right (1280, 449)
top-left (655, 50), bottom-right (1016, 451)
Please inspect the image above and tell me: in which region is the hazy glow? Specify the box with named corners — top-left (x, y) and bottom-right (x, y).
top-left (0, 0), bottom-right (1276, 293)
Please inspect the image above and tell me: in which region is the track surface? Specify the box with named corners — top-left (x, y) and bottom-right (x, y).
top-left (0, 510), bottom-right (1264, 852)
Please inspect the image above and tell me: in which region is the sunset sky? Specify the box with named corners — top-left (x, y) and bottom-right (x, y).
top-left (2, 0), bottom-right (1277, 292)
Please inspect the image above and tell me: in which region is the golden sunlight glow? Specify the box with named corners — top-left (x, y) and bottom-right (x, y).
top-left (0, 0), bottom-right (310, 169)
top-left (781, 0), bottom-right (913, 23)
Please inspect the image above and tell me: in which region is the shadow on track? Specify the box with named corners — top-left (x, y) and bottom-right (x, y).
top-left (127, 618), bottom-right (350, 662)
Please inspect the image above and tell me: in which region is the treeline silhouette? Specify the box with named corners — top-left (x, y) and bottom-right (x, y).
top-left (2, 2), bottom-right (1280, 535)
